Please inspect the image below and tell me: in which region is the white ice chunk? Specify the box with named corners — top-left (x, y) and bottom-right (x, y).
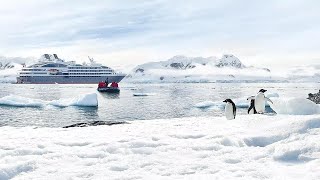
top-left (270, 97), bottom-right (320, 115)
top-left (0, 95), bottom-right (44, 107)
top-left (49, 93), bottom-right (98, 107)
top-left (133, 93), bottom-right (155, 96)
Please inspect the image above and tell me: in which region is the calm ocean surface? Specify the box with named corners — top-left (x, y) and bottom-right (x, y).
top-left (0, 83), bottom-right (318, 127)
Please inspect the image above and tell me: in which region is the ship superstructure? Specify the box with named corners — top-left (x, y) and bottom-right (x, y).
top-left (17, 54), bottom-right (126, 84)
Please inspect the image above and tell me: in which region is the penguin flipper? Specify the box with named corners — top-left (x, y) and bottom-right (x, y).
top-left (265, 97), bottom-right (273, 104)
top-left (247, 96), bottom-right (255, 101)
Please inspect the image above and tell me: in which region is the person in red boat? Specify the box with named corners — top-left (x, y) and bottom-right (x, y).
top-left (104, 78), bottom-right (109, 87)
top-left (110, 82), bottom-right (119, 88)
top-left (98, 82), bottom-right (107, 88)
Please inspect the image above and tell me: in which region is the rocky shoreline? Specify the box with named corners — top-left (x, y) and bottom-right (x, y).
top-left (308, 90), bottom-right (320, 104)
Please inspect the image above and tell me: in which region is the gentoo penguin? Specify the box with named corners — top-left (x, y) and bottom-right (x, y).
top-left (247, 89), bottom-right (273, 114)
top-left (247, 99), bottom-right (257, 114)
top-left (223, 99), bottom-right (236, 120)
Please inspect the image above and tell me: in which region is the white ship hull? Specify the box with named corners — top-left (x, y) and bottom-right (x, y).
top-left (17, 75), bottom-right (125, 84)
top-left (16, 54), bottom-right (126, 84)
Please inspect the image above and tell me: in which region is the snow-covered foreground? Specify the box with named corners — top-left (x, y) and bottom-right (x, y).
top-left (1, 115), bottom-right (320, 179)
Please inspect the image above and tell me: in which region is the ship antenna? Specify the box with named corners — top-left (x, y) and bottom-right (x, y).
top-left (88, 56), bottom-right (94, 63)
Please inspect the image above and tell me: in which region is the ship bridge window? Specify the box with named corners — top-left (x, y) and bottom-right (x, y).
top-left (42, 63), bottom-right (67, 67)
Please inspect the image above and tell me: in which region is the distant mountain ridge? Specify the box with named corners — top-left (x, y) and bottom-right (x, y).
top-left (0, 56), bottom-right (35, 69)
top-left (134, 54), bottom-right (246, 73)
top-left (0, 56), bottom-right (36, 83)
top-left (127, 54), bottom-right (273, 83)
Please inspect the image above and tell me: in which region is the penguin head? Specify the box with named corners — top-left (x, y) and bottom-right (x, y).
top-left (223, 99), bottom-right (233, 103)
top-left (259, 89), bottom-right (267, 93)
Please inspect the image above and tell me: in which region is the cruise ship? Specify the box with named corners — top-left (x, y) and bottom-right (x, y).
top-left (17, 54), bottom-right (126, 84)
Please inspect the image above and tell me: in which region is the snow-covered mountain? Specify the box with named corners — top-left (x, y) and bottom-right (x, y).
top-left (126, 54), bottom-right (274, 83)
top-left (0, 56), bottom-right (35, 83)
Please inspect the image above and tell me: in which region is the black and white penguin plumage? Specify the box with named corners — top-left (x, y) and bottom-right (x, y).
top-left (248, 99), bottom-right (257, 114)
top-left (223, 99), bottom-right (236, 120)
top-left (247, 89), bottom-right (273, 114)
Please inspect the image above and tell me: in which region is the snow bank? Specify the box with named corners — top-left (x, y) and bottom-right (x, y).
top-left (0, 115), bottom-right (319, 179)
top-left (49, 93), bottom-right (98, 107)
top-left (270, 97), bottom-right (320, 115)
top-left (0, 95), bottom-right (44, 107)
top-left (0, 93), bottom-right (98, 108)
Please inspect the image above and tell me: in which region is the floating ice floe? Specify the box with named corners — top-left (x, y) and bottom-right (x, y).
top-left (0, 93), bottom-right (98, 108)
top-left (133, 93), bottom-right (156, 96)
top-left (49, 93), bottom-right (98, 107)
top-left (270, 97), bottom-right (320, 115)
top-left (0, 95), bottom-right (44, 107)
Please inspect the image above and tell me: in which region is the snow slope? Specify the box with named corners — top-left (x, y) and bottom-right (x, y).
top-left (0, 115), bottom-right (319, 179)
top-left (0, 56), bottom-right (36, 83)
top-left (0, 63), bottom-right (23, 83)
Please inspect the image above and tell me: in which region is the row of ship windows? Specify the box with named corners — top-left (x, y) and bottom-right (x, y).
top-left (22, 69), bottom-right (113, 72)
top-left (20, 72), bottom-right (114, 74)
top-left (69, 73), bottom-right (114, 75)
top-left (68, 67), bottom-right (110, 69)
top-left (69, 70), bottom-right (113, 72)
top-left (22, 68), bottom-right (112, 71)
top-left (20, 72), bottom-right (47, 74)
top-left (20, 76), bottom-right (105, 78)
top-left (22, 69), bottom-right (45, 71)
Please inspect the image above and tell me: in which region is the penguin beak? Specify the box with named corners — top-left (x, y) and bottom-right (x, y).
top-left (223, 100), bottom-right (226, 103)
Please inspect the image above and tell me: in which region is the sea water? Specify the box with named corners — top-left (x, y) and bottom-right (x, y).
top-left (0, 83), bottom-right (318, 127)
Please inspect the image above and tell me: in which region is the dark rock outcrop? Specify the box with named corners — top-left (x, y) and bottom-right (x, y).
top-left (63, 121), bottom-right (128, 128)
top-left (135, 68), bottom-right (144, 73)
top-left (0, 62), bottom-right (15, 69)
top-left (307, 90), bottom-right (320, 104)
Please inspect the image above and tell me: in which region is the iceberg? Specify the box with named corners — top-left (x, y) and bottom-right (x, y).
top-left (0, 93), bottom-right (98, 108)
top-left (49, 93), bottom-right (98, 107)
top-left (0, 95), bottom-right (44, 107)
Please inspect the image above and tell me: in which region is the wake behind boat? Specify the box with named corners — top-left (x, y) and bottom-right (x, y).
top-left (16, 54), bottom-right (126, 84)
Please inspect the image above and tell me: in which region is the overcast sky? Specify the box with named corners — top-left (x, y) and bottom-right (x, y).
top-left (0, 0), bottom-right (319, 68)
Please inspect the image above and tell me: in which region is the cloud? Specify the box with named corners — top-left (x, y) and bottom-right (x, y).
top-left (0, 0), bottom-right (319, 67)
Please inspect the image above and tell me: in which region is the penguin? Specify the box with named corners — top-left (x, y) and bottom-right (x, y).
top-left (223, 99), bottom-right (236, 120)
top-left (247, 89), bottom-right (273, 114)
top-left (247, 99), bottom-right (257, 114)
